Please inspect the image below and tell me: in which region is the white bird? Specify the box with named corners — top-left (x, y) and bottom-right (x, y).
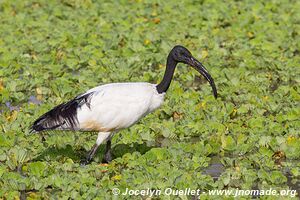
top-left (31, 45), bottom-right (218, 164)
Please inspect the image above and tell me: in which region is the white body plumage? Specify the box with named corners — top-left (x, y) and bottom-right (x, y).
top-left (77, 82), bottom-right (165, 133)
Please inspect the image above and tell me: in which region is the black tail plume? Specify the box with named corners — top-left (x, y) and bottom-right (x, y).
top-left (30, 92), bottom-right (93, 132)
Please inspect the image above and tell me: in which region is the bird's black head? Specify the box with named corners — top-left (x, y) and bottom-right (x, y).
top-left (170, 45), bottom-right (193, 63)
top-left (169, 45), bottom-right (218, 98)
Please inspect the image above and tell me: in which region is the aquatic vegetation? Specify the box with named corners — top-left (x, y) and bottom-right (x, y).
top-left (0, 0), bottom-right (299, 199)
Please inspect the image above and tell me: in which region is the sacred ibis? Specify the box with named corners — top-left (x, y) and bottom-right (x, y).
top-left (31, 45), bottom-right (218, 164)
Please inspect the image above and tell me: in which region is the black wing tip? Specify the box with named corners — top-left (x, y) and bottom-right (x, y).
top-left (30, 113), bottom-right (48, 133)
top-left (30, 116), bottom-right (66, 133)
top-left (29, 92), bottom-right (94, 133)
top-left (29, 121), bottom-right (45, 133)
top-left (29, 127), bottom-right (38, 134)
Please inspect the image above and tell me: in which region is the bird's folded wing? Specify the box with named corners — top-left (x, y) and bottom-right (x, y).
top-left (31, 92), bottom-right (94, 132)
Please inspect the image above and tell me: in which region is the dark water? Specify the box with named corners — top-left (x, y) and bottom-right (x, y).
top-left (203, 156), bottom-right (224, 180)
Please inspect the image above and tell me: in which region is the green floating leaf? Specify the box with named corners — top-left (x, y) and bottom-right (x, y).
top-left (27, 161), bottom-right (47, 177)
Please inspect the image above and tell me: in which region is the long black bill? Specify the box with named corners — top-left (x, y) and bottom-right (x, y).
top-left (189, 57), bottom-right (218, 98)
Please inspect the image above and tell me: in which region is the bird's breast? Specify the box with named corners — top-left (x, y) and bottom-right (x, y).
top-left (148, 91), bottom-right (165, 113)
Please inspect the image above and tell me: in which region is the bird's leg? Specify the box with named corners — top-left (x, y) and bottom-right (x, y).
top-left (81, 132), bottom-right (111, 165)
top-left (81, 144), bottom-right (99, 165)
top-left (102, 139), bottom-right (112, 163)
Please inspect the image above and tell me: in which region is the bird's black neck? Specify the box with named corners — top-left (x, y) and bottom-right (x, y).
top-left (156, 55), bottom-right (177, 94)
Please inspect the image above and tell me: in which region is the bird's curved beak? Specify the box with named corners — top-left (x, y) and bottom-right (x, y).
top-left (188, 57), bottom-right (218, 98)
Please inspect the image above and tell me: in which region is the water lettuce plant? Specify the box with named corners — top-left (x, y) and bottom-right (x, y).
top-left (0, 0), bottom-right (299, 199)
